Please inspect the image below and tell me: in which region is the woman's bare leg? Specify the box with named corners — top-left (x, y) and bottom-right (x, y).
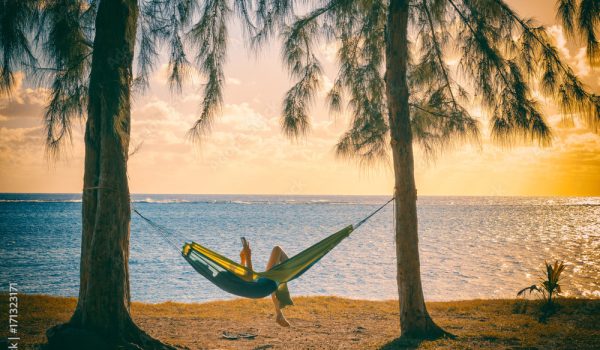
top-left (267, 246), bottom-right (290, 327)
top-left (239, 241), bottom-right (253, 280)
top-left (266, 245), bottom-right (287, 270)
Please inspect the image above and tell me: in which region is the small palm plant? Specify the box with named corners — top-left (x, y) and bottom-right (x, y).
top-left (518, 261), bottom-right (566, 312)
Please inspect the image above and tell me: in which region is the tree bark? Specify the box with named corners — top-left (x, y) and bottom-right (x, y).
top-left (385, 0), bottom-right (447, 339)
top-left (45, 0), bottom-right (173, 348)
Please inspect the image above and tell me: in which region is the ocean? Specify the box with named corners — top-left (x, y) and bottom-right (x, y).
top-left (0, 194), bottom-right (598, 303)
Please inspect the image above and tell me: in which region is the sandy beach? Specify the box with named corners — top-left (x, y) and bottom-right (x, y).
top-left (2, 294), bottom-right (599, 349)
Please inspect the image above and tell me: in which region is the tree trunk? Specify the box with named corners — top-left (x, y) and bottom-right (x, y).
top-left (385, 0), bottom-right (447, 339)
top-left (45, 0), bottom-right (173, 348)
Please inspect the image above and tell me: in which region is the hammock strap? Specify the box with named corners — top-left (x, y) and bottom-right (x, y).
top-left (353, 197), bottom-right (395, 229)
top-left (133, 197), bottom-right (395, 253)
top-left (133, 207), bottom-right (182, 252)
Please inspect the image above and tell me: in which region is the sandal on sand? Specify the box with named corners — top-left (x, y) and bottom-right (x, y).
top-left (222, 331), bottom-right (257, 340)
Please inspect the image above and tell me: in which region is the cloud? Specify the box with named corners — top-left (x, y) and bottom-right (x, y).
top-left (133, 98), bottom-right (184, 122)
top-left (217, 103), bottom-right (273, 132)
top-left (0, 126), bottom-right (45, 164)
top-left (547, 25), bottom-right (591, 77)
top-left (0, 72), bottom-right (49, 121)
top-left (226, 77), bottom-right (242, 85)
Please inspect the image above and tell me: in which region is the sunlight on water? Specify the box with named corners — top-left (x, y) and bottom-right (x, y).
top-left (1, 194), bottom-right (598, 302)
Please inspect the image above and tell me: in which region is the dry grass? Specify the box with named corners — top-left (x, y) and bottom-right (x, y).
top-left (1, 294), bottom-right (599, 349)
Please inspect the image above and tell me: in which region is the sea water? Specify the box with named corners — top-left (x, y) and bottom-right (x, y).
top-left (0, 194), bottom-right (598, 303)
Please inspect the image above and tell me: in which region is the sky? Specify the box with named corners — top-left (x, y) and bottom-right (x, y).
top-left (0, 0), bottom-right (599, 196)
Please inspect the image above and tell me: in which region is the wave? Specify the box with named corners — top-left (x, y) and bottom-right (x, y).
top-left (565, 198), bottom-right (600, 206)
top-left (133, 199), bottom-right (363, 205)
top-left (231, 200), bottom-right (253, 205)
top-left (132, 198), bottom-right (368, 205)
top-left (133, 198), bottom-right (192, 204)
top-left (0, 199), bottom-right (82, 203)
top-left (2, 196), bottom-right (598, 206)
top-left (0, 198), bottom-right (365, 205)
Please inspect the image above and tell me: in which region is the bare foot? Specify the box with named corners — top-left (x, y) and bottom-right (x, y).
top-left (276, 313), bottom-right (290, 327)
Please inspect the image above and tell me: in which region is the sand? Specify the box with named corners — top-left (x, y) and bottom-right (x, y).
top-left (1, 294), bottom-right (599, 349)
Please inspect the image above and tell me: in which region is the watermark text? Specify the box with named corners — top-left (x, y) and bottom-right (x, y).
top-left (7, 283), bottom-right (19, 349)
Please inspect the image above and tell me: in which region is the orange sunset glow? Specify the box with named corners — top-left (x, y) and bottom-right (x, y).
top-left (1, 0), bottom-right (598, 196)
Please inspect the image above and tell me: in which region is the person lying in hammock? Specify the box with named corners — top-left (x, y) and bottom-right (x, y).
top-left (239, 238), bottom-right (293, 327)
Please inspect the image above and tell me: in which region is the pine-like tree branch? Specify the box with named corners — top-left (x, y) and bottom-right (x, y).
top-left (492, 0), bottom-right (587, 83)
top-left (421, 0), bottom-right (458, 109)
top-left (448, 0), bottom-right (513, 91)
top-left (410, 103), bottom-right (455, 119)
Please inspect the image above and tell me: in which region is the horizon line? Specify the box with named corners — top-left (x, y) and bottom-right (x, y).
top-left (0, 192), bottom-right (598, 198)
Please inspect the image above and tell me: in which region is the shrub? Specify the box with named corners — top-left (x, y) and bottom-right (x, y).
top-left (517, 260), bottom-right (565, 317)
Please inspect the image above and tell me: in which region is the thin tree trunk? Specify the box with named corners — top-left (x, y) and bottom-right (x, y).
top-left (77, 0), bottom-right (135, 333)
top-left (45, 0), bottom-right (172, 348)
top-left (385, 0), bottom-right (446, 339)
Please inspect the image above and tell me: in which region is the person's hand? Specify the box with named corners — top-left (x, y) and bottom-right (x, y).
top-left (240, 241), bottom-right (251, 259)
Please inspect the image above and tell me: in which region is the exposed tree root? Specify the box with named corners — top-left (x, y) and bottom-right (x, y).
top-left (381, 317), bottom-right (455, 350)
top-left (44, 320), bottom-right (179, 350)
top-left (401, 315), bottom-right (456, 340)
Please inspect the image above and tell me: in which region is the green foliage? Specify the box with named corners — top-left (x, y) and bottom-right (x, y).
top-left (131, 0), bottom-right (281, 141)
top-left (1, 0), bottom-right (598, 159)
top-left (0, 0), bottom-right (262, 151)
top-left (253, 0), bottom-right (392, 163)
top-left (409, 0), bottom-right (480, 157)
top-left (557, 0), bottom-right (600, 66)
top-left (37, 0), bottom-right (94, 154)
top-left (187, 0), bottom-right (231, 139)
top-left (134, 0), bottom-right (247, 139)
top-left (280, 11), bottom-right (323, 139)
top-left (0, 0), bottom-right (38, 94)
top-left (255, 0), bottom-right (600, 163)
top-left (517, 260), bottom-right (566, 310)
top-left (543, 260), bottom-right (566, 301)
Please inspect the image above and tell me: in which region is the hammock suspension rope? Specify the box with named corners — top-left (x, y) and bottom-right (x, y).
top-left (132, 197), bottom-right (395, 299)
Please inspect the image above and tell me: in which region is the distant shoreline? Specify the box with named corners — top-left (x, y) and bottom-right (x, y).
top-left (1, 192), bottom-right (599, 197)
top-left (2, 294), bottom-right (599, 349)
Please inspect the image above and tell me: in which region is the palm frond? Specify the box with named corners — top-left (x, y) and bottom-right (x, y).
top-left (251, 0), bottom-right (296, 47)
top-left (38, 0), bottom-right (93, 155)
top-left (0, 0), bottom-right (38, 95)
top-left (556, 0), bottom-right (576, 35)
top-left (451, 0), bottom-right (554, 146)
top-left (279, 6), bottom-right (329, 138)
top-left (517, 284), bottom-right (540, 297)
top-left (409, 101), bottom-right (480, 158)
top-left (486, 0), bottom-right (599, 132)
top-left (331, 0), bottom-right (388, 163)
top-left (135, 0), bottom-right (198, 92)
top-left (187, 0), bottom-right (231, 141)
top-left (518, 260), bottom-right (565, 308)
top-left (577, 0), bottom-right (600, 65)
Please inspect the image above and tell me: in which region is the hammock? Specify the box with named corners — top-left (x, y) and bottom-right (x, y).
top-left (134, 198), bottom-right (393, 299)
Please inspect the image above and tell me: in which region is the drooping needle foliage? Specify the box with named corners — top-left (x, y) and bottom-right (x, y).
top-left (37, 1), bottom-right (95, 154)
top-left (251, 0), bottom-right (599, 161)
top-left (2, 1), bottom-right (597, 155)
top-left (1, 0), bottom-right (267, 150)
top-left (0, 0), bottom-right (38, 95)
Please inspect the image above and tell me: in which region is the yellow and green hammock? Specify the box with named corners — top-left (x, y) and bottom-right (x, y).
top-left (181, 225), bottom-right (353, 300)
top-left (134, 198), bottom-right (392, 300)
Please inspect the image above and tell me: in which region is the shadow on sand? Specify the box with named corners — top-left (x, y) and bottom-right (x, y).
top-left (379, 332), bottom-right (457, 350)
top-left (378, 336), bottom-right (425, 350)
